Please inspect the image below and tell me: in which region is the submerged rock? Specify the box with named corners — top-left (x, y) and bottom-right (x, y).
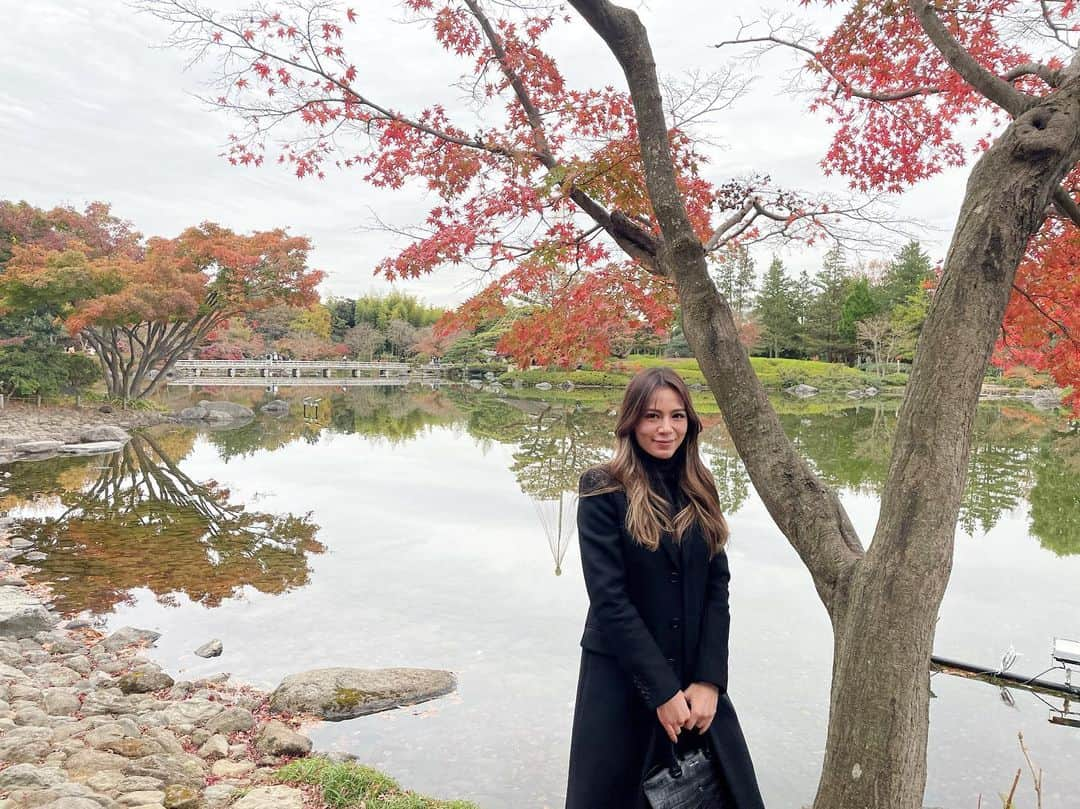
top-left (259, 400), bottom-right (289, 414)
top-left (194, 639), bottom-right (223, 658)
top-left (177, 406), bottom-right (208, 421)
top-left (58, 441), bottom-right (125, 455)
top-left (99, 626), bottom-right (161, 652)
top-left (198, 400), bottom-right (255, 419)
top-left (78, 425), bottom-right (131, 443)
top-left (784, 383), bottom-right (819, 399)
top-left (269, 666), bottom-right (456, 720)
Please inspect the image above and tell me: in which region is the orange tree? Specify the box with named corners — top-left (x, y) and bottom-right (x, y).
top-left (2, 215), bottom-right (322, 399)
top-left (143, 1), bottom-right (1079, 807)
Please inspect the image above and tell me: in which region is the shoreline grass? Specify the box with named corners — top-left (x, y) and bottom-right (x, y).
top-left (275, 757), bottom-right (480, 809)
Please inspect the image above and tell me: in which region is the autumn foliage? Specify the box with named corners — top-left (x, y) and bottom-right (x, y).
top-left (143, 0), bottom-right (1080, 407)
top-left (0, 202), bottom-right (323, 399)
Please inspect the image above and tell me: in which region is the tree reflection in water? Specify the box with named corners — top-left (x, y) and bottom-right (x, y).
top-left (9, 430), bottom-right (323, 614)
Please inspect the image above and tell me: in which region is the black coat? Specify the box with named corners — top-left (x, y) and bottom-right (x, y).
top-left (565, 467), bottom-right (764, 809)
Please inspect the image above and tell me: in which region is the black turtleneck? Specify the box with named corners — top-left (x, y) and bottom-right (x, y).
top-left (633, 440), bottom-right (687, 511)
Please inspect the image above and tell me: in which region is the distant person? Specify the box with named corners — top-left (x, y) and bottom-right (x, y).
top-left (565, 367), bottom-right (764, 809)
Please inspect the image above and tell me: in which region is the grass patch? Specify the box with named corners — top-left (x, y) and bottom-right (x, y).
top-left (275, 757), bottom-right (479, 809)
top-left (502, 355), bottom-right (874, 391)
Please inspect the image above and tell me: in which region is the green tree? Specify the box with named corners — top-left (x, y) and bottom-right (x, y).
top-left (754, 257), bottom-right (800, 358)
top-left (711, 244), bottom-right (756, 314)
top-left (327, 296), bottom-right (356, 340)
top-left (881, 241), bottom-right (933, 310)
top-left (839, 278), bottom-right (880, 348)
top-left (805, 246), bottom-right (852, 362)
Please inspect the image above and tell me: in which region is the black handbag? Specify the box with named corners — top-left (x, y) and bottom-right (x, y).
top-left (642, 742), bottom-right (727, 809)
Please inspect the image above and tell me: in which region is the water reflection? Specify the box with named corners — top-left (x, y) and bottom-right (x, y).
top-left (5, 429), bottom-right (323, 613)
top-left (2, 388), bottom-right (1078, 807)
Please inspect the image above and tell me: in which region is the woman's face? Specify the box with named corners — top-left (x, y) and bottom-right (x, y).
top-left (633, 386), bottom-right (688, 459)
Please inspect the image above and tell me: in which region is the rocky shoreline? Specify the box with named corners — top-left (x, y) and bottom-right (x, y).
top-left (0, 529), bottom-right (323, 809)
top-left (0, 405), bottom-right (172, 464)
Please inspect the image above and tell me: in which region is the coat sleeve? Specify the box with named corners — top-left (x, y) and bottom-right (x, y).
top-left (577, 489), bottom-right (682, 710)
top-left (692, 548), bottom-right (730, 692)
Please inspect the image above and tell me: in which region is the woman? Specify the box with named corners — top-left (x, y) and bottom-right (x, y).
top-left (565, 367), bottom-right (764, 809)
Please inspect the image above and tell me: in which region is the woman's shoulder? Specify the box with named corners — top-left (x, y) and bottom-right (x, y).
top-left (578, 465), bottom-right (624, 497)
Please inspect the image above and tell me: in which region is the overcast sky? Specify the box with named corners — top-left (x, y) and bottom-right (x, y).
top-left (2, 1), bottom-right (976, 308)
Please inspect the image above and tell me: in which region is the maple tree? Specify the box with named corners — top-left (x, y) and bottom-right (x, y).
top-left (143, 1), bottom-right (1079, 808)
top-left (1, 214), bottom-right (323, 399)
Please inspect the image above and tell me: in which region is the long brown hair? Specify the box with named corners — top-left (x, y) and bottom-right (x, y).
top-left (606, 367), bottom-right (728, 557)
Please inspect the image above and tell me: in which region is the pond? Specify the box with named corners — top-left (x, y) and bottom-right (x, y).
top-left (2, 385), bottom-right (1078, 808)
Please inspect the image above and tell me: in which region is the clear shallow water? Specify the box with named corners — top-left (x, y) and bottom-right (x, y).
top-left (3, 386), bottom-right (1078, 808)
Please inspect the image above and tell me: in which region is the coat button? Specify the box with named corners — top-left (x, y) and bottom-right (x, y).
top-left (665, 657), bottom-right (676, 666)
top-left (669, 618), bottom-right (681, 630)
top-left (669, 571), bottom-right (680, 583)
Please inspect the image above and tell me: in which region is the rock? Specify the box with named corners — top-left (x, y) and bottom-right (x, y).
top-left (14, 705), bottom-right (50, 725)
top-left (198, 401), bottom-right (254, 419)
top-left (784, 383), bottom-right (819, 399)
top-left (201, 785), bottom-right (238, 808)
top-left (0, 586), bottom-right (58, 638)
top-left (14, 440), bottom-right (63, 454)
top-left (85, 720), bottom-right (139, 748)
top-left (0, 763), bottom-right (66, 789)
top-left (204, 706), bottom-right (254, 734)
top-left (22, 551), bottom-right (48, 562)
top-left (80, 690), bottom-right (149, 717)
top-left (117, 664), bottom-right (174, 694)
top-left (254, 720), bottom-right (312, 756)
top-left (99, 627), bottom-right (161, 652)
top-left (117, 792), bottom-right (165, 807)
top-left (535, 381), bottom-right (553, 390)
top-left (84, 772), bottom-right (125, 793)
top-left (44, 688), bottom-right (82, 716)
top-left (176, 407), bottom-right (208, 421)
top-left (122, 753), bottom-right (206, 788)
top-left (11, 538), bottom-right (33, 550)
top-left (0, 661), bottom-right (30, 680)
top-left (116, 777), bottom-right (165, 793)
top-left (64, 619), bottom-right (94, 630)
top-left (259, 400), bottom-right (289, 414)
top-left (100, 737), bottom-right (166, 758)
top-left (142, 727), bottom-right (186, 756)
top-left (163, 785), bottom-right (200, 809)
top-left (846, 387), bottom-right (880, 400)
top-left (210, 759), bottom-right (255, 778)
top-left (197, 734), bottom-right (229, 760)
top-left (269, 666), bottom-right (456, 720)
top-left (231, 786), bottom-right (304, 809)
top-left (0, 577), bottom-right (27, 587)
top-left (194, 639), bottom-right (222, 658)
top-left (559, 380), bottom-right (574, 391)
top-left (160, 698), bottom-right (223, 726)
top-left (33, 799), bottom-right (102, 809)
top-left (79, 425), bottom-right (131, 443)
top-left (63, 748), bottom-right (130, 778)
top-left (98, 405), bottom-right (115, 414)
top-left (29, 661), bottom-right (84, 687)
top-left (58, 441), bottom-right (126, 456)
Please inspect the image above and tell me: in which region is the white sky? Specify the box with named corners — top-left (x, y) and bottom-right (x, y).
top-left (1, 1), bottom-right (977, 308)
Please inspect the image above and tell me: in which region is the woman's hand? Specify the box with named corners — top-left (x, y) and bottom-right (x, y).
top-left (682, 682), bottom-right (719, 733)
top-left (655, 691), bottom-right (691, 743)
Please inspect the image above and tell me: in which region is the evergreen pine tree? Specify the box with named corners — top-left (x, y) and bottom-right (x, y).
top-left (754, 256), bottom-right (799, 358)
